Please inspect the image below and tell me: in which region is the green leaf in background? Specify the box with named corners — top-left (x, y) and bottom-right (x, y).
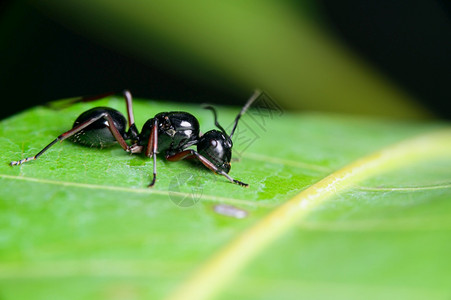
top-left (0, 96), bottom-right (450, 300)
top-left (34, 1), bottom-right (431, 118)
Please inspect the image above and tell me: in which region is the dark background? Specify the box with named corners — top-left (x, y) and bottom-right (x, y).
top-left (0, 0), bottom-right (450, 120)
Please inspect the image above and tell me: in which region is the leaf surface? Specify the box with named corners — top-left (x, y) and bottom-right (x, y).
top-left (0, 96), bottom-right (450, 300)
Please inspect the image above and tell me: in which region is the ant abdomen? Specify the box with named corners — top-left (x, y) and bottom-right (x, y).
top-left (69, 107), bottom-right (127, 148)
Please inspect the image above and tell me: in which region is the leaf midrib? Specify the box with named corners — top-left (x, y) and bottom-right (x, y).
top-left (165, 128), bottom-right (451, 300)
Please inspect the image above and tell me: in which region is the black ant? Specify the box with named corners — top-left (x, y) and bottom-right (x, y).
top-left (10, 90), bottom-right (264, 187)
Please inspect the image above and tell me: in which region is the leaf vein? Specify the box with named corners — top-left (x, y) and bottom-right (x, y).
top-left (0, 174), bottom-right (269, 207)
top-left (166, 129), bottom-right (451, 300)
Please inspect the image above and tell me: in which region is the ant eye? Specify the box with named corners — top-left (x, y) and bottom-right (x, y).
top-left (210, 140), bottom-right (218, 148)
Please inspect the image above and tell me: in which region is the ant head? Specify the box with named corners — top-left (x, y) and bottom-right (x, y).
top-left (197, 130), bottom-right (232, 173)
top-left (200, 90), bottom-right (262, 173)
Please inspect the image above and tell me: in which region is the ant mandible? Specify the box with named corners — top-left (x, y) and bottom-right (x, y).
top-left (10, 90), bottom-right (264, 187)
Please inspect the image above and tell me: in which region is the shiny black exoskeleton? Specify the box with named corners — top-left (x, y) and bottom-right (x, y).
top-left (10, 90), bottom-right (263, 187)
top-left (138, 112), bottom-right (200, 156)
top-left (70, 107), bottom-right (131, 148)
top-left (198, 130), bottom-right (232, 173)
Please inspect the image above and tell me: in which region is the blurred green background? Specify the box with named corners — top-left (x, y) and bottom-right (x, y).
top-left (0, 0), bottom-right (450, 120)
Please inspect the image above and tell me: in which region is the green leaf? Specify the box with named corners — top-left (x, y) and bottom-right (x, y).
top-left (0, 96), bottom-right (450, 300)
top-left (36, 1), bottom-right (430, 118)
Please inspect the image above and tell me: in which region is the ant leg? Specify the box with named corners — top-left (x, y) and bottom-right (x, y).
top-left (78, 92), bottom-right (117, 103)
top-left (10, 112), bottom-right (129, 166)
top-left (122, 90), bottom-right (139, 140)
top-left (49, 92), bottom-right (116, 110)
top-left (79, 90), bottom-right (137, 133)
top-left (50, 90), bottom-right (139, 140)
top-left (145, 119), bottom-right (159, 187)
top-left (166, 150), bottom-right (248, 187)
top-left (122, 90), bottom-right (135, 128)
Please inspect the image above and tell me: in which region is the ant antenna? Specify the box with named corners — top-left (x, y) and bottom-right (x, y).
top-left (229, 89), bottom-right (263, 138)
top-left (202, 105), bottom-right (227, 135)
